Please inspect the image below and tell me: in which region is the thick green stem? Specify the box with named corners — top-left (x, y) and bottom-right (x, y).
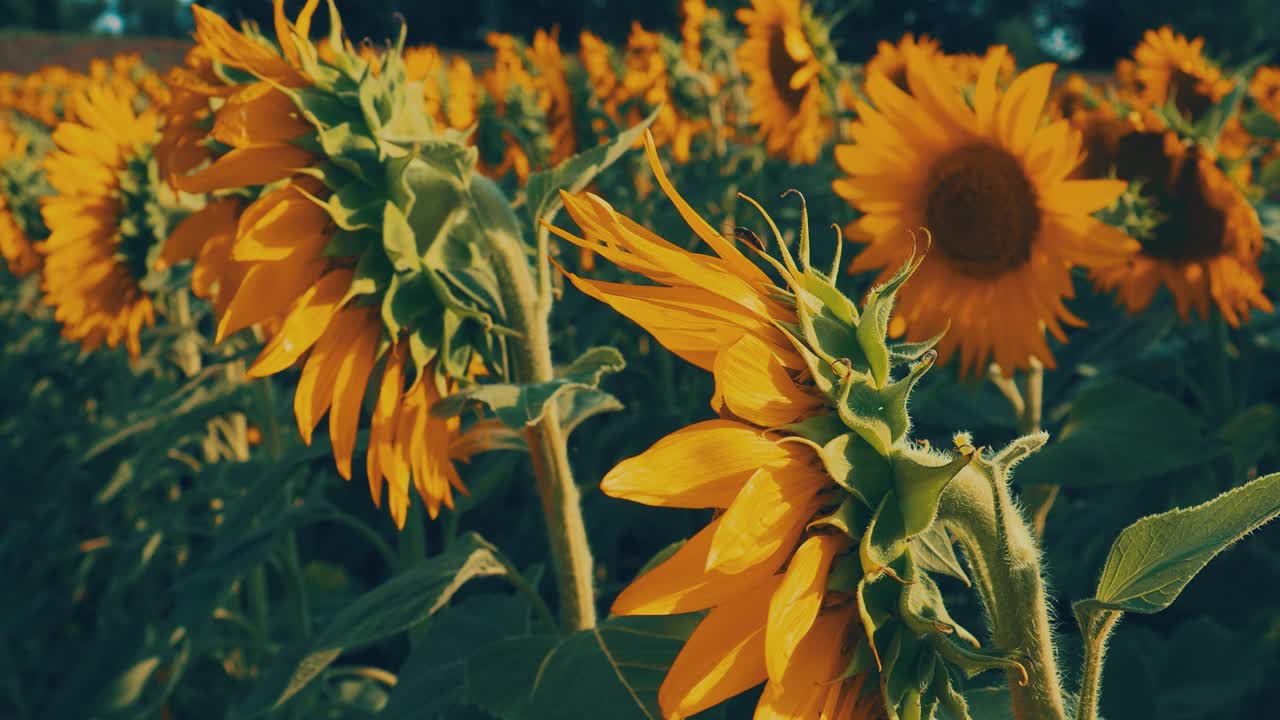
top-left (938, 460), bottom-right (1068, 720)
top-left (472, 177), bottom-right (597, 632)
top-left (1075, 610), bottom-right (1120, 720)
top-left (399, 502), bottom-right (430, 648)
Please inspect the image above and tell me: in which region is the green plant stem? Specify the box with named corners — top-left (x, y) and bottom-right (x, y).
top-left (1075, 610), bottom-right (1121, 720)
top-left (399, 502), bottom-right (429, 648)
top-left (475, 179), bottom-right (597, 632)
top-left (937, 458), bottom-right (1068, 720)
top-left (171, 289), bottom-right (202, 377)
top-left (1208, 312), bottom-right (1233, 423)
top-left (1019, 359), bottom-right (1058, 537)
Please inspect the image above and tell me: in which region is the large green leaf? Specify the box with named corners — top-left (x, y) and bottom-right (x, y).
top-left (526, 614), bottom-right (701, 720)
top-left (432, 346), bottom-right (625, 429)
top-left (1015, 378), bottom-right (1216, 488)
top-left (525, 108), bottom-right (659, 226)
top-left (236, 533), bottom-right (513, 716)
top-left (1076, 471), bottom-right (1280, 620)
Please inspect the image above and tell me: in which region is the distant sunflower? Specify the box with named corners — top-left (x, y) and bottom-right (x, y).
top-left (0, 121), bottom-right (43, 276)
top-left (39, 83), bottom-right (162, 358)
top-left (547, 132), bottom-right (1002, 720)
top-left (946, 45), bottom-right (1017, 86)
top-left (480, 33), bottom-right (546, 181)
top-left (866, 33), bottom-right (940, 91)
top-left (834, 46), bottom-right (1139, 374)
top-left (1085, 127), bottom-right (1271, 325)
top-left (680, 0), bottom-right (712, 69)
top-left (186, 0), bottom-right (478, 525)
top-left (529, 28), bottom-right (577, 164)
top-left (1250, 65), bottom-right (1280, 120)
top-left (736, 0), bottom-right (835, 163)
top-left (1130, 27), bottom-right (1233, 123)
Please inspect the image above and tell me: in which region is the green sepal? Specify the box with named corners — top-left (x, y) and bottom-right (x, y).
top-left (817, 432), bottom-right (893, 508)
top-left (381, 201), bottom-right (419, 273)
top-left (380, 270), bottom-right (439, 336)
top-left (323, 227), bottom-right (374, 258)
top-left (808, 496), bottom-right (871, 538)
top-left (910, 525), bottom-right (970, 587)
top-left (856, 255), bottom-right (918, 388)
top-left (826, 551), bottom-right (861, 594)
top-left (780, 414), bottom-right (847, 445)
top-left (344, 242), bottom-right (393, 305)
top-left (800, 267), bottom-right (857, 325)
top-left (889, 325), bottom-right (947, 363)
top-left (898, 554), bottom-right (981, 649)
top-left (291, 86), bottom-right (362, 134)
top-left (930, 664), bottom-right (969, 720)
top-left (776, 323), bottom-right (841, 397)
top-left (860, 493), bottom-right (909, 579)
top-left (855, 570), bottom-right (904, 672)
top-left (893, 441), bottom-right (975, 538)
top-left (878, 349), bottom-right (937, 444)
top-left (315, 122), bottom-right (381, 182)
top-left (881, 627), bottom-right (927, 717)
top-left (838, 375), bottom-right (893, 457)
top-left (927, 633), bottom-right (1028, 684)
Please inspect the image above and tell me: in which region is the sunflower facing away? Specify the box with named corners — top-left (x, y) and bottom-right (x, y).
top-left (737, 0), bottom-right (835, 164)
top-left (866, 34), bottom-right (941, 92)
top-left (39, 82), bottom-right (167, 359)
top-left (0, 120), bottom-right (44, 276)
top-left (547, 132), bottom-right (1024, 720)
top-left (1080, 124), bottom-right (1272, 325)
top-left (180, 0), bottom-right (501, 527)
top-left (1129, 27), bottom-right (1234, 123)
top-left (834, 46), bottom-right (1139, 375)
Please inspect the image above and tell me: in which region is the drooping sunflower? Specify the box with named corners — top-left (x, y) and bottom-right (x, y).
top-left (38, 83), bottom-right (164, 358)
top-left (1129, 27), bottom-right (1234, 123)
top-left (546, 132), bottom-right (1022, 719)
top-left (1083, 126), bottom-right (1272, 325)
top-left (866, 33), bottom-right (941, 91)
top-left (182, 0), bottom-right (499, 526)
top-left (736, 0), bottom-right (836, 164)
top-left (834, 46), bottom-right (1139, 375)
top-left (0, 120), bottom-right (45, 276)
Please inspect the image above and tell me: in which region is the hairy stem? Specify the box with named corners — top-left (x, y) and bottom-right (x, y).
top-left (938, 459), bottom-right (1068, 720)
top-left (1075, 610), bottom-right (1121, 720)
top-left (472, 176), bottom-right (597, 632)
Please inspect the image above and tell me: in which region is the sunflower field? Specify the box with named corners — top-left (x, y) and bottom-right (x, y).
top-left (4, 0), bottom-right (1280, 718)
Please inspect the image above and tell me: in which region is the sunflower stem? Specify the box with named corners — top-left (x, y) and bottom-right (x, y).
top-left (398, 502), bottom-right (430, 648)
top-left (470, 176), bottom-right (597, 632)
top-left (1019, 359), bottom-right (1058, 538)
top-left (171, 289), bottom-right (202, 377)
top-left (1074, 609), bottom-right (1120, 720)
top-left (940, 461), bottom-right (1068, 720)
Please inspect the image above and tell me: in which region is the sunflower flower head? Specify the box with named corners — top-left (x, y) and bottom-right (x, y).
top-left (1080, 121), bottom-right (1272, 325)
top-left (38, 73), bottom-right (181, 359)
top-left (866, 33), bottom-right (941, 92)
top-left (736, 0), bottom-right (839, 164)
top-left (835, 45), bottom-right (1140, 375)
top-left (477, 32), bottom-right (554, 182)
top-left (184, 0), bottom-right (513, 526)
top-left (547, 131), bottom-right (1031, 720)
top-left (0, 118), bottom-right (49, 276)
top-left (1129, 27), bottom-right (1235, 126)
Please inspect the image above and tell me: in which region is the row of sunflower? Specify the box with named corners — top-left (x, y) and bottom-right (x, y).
top-left (3, 1), bottom-right (1280, 719)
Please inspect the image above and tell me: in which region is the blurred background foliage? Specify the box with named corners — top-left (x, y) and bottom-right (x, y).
top-left (1, 0), bottom-right (1279, 67)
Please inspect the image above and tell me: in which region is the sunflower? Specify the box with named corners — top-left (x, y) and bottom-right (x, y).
top-left (0, 120), bottom-right (44, 276)
top-left (945, 46), bottom-right (1017, 86)
top-left (1130, 27), bottom-right (1234, 123)
top-left (621, 22), bottom-right (703, 163)
top-left (183, 0), bottom-right (487, 526)
top-left (1084, 126), bottom-right (1271, 325)
top-left (38, 83), bottom-right (163, 358)
top-left (680, 0), bottom-right (713, 69)
top-left (736, 0), bottom-right (835, 163)
top-left (866, 33), bottom-right (941, 91)
top-left (546, 132), bottom-right (1019, 719)
top-left (530, 28), bottom-right (578, 164)
top-left (1251, 65), bottom-right (1280, 118)
top-left (834, 46), bottom-right (1139, 375)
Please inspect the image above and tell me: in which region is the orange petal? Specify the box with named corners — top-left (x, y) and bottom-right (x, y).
top-left (704, 462), bottom-right (826, 575)
top-left (765, 533), bottom-right (844, 683)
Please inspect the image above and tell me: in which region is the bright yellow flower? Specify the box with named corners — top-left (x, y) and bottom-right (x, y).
top-left (546, 134), bottom-right (895, 718)
top-left (186, 0), bottom-right (472, 526)
top-left (0, 121), bottom-right (42, 276)
top-left (1251, 65), bottom-right (1280, 118)
top-left (1084, 125), bottom-right (1272, 325)
top-left (834, 46), bottom-right (1139, 375)
top-left (866, 33), bottom-right (941, 91)
top-left (530, 27), bottom-right (577, 165)
top-left (736, 0), bottom-right (834, 163)
top-left (39, 84), bottom-right (162, 359)
top-left (680, 0), bottom-right (713, 69)
top-left (1130, 27), bottom-right (1234, 123)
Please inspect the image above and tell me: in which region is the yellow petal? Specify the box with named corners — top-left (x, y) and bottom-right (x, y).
top-left (612, 515), bottom-right (790, 616)
top-left (765, 533), bottom-right (844, 683)
top-left (657, 577), bottom-right (780, 720)
top-left (248, 268), bottom-right (353, 377)
top-left (328, 308), bottom-right (380, 480)
top-left (213, 82), bottom-right (311, 148)
top-left (714, 333), bottom-right (823, 427)
top-left (367, 342), bottom-right (406, 507)
top-left (602, 420), bottom-right (790, 508)
top-left (294, 308), bottom-right (366, 444)
top-left (216, 256), bottom-right (324, 341)
top-left (704, 462), bottom-right (826, 575)
top-left (173, 143), bottom-right (314, 194)
top-left (754, 606), bottom-right (857, 720)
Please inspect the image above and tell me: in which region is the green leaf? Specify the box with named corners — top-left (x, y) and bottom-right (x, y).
top-left (910, 525), bottom-right (970, 586)
top-left (1075, 471), bottom-right (1280, 621)
top-left (1015, 378), bottom-right (1216, 488)
top-left (463, 636), bottom-right (560, 720)
top-left (526, 614), bottom-right (701, 720)
top-left (237, 533), bottom-right (513, 715)
top-left (525, 107), bottom-right (659, 226)
top-left (1240, 109), bottom-right (1280, 140)
top-left (432, 347), bottom-right (625, 429)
